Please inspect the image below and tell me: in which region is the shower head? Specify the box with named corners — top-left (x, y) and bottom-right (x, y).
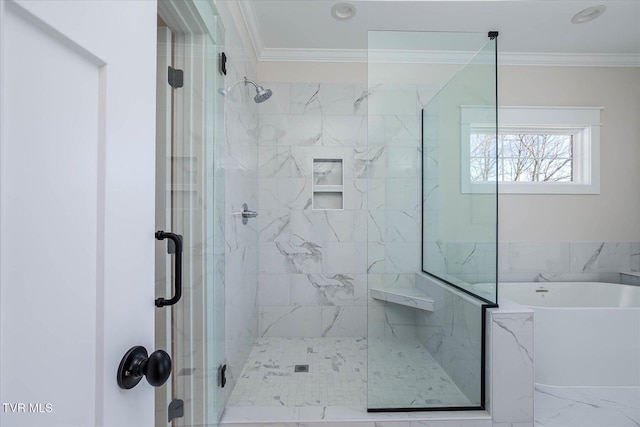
top-left (218, 76), bottom-right (273, 104)
top-left (253, 86), bottom-right (273, 103)
top-left (244, 77), bottom-right (273, 104)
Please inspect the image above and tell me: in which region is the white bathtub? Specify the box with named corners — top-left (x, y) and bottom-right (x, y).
top-left (500, 282), bottom-right (640, 426)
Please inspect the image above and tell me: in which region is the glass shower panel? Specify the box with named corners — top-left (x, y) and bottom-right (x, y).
top-left (367, 30), bottom-right (496, 412)
top-left (422, 38), bottom-right (498, 304)
top-left (155, 2), bottom-right (226, 425)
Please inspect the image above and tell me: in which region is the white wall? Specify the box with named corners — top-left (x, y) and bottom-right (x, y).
top-left (499, 66), bottom-right (640, 242)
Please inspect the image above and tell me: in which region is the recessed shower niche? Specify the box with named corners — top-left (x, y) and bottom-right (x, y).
top-left (312, 158), bottom-right (344, 210)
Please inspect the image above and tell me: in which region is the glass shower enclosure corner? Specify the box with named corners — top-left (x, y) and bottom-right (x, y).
top-left (366, 30), bottom-right (498, 412)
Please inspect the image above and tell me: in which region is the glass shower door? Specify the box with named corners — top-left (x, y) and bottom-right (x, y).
top-left (367, 30), bottom-right (497, 411)
top-left (155, 1), bottom-right (226, 425)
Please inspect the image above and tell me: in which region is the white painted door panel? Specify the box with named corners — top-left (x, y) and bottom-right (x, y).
top-left (0, 1), bottom-right (157, 426)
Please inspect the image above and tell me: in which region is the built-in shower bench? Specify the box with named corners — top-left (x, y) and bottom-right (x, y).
top-left (369, 286), bottom-right (435, 311)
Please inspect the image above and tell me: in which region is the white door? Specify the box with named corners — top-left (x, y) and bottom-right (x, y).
top-left (0, 1), bottom-right (157, 426)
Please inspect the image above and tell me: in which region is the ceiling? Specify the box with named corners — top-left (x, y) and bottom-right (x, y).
top-left (237, 0), bottom-right (640, 66)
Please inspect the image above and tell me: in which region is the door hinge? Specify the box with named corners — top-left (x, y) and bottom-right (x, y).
top-left (218, 364), bottom-right (227, 388)
top-left (168, 399), bottom-right (184, 422)
top-left (168, 66), bottom-right (184, 89)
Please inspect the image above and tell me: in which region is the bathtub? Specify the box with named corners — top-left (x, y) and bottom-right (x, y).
top-left (500, 282), bottom-right (640, 426)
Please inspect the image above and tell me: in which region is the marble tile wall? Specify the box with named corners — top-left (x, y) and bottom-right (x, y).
top-left (415, 273), bottom-right (484, 405)
top-left (256, 82), bottom-right (428, 338)
top-left (499, 241), bottom-right (640, 283)
top-left (420, 241), bottom-right (640, 288)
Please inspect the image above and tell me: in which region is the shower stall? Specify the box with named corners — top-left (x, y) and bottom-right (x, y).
top-left (154, 1), bottom-right (498, 423)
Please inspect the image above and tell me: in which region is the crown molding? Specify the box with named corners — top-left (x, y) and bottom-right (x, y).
top-left (237, 1), bottom-right (264, 64)
top-left (235, 1), bottom-right (639, 67)
top-left (498, 52), bottom-right (640, 67)
top-left (257, 47), bottom-right (640, 67)
top-left (261, 48), bottom-right (368, 63)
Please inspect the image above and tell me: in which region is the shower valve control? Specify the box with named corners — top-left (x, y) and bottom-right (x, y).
top-left (232, 203), bottom-right (258, 225)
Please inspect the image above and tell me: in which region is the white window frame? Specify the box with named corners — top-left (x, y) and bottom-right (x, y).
top-left (461, 106), bottom-right (602, 194)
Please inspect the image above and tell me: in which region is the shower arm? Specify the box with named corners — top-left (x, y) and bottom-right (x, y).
top-left (224, 77), bottom-right (259, 94)
top-left (243, 77), bottom-right (260, 90)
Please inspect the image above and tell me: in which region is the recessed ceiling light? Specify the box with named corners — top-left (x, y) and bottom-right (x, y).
top-left (571, 5), bottom-right (606, 24)
top-left (331, 2), bottom-right (356, 20)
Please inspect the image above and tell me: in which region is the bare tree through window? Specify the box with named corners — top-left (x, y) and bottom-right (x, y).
top-left (470, 131), bottom-right (573, 183)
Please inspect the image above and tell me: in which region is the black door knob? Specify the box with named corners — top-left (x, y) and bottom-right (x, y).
top-left (117, 346), bottom-right (172, 390)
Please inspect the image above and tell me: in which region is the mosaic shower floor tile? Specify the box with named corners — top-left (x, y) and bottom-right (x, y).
top-left (227, 337), bottom-right (470, 409)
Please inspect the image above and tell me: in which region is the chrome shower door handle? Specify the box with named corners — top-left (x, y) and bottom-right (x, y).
top-left (232, 203), bottom-right (258, 225)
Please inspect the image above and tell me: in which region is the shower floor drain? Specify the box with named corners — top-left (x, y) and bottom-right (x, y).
top-left (294, 365), bottom-right (309, 373)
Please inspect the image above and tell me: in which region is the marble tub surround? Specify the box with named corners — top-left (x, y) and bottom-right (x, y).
top-left (499, 241), bottom-right (640, 283)
top-left (535, 384), bottom-right (640, 427)
top-left (422, 241), bottom-right (640, 296)
top-left (621, 271), bottom-right (640, 286)
top-left (487, 300), bottom-right (534, 425)
top-left (502, 282), bottom-right (639, 427)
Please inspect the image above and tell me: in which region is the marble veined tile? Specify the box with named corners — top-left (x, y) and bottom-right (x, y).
top-left (259, 306), bottom-right (323, 338)
top-left (291, 83), bottom-right (356, 116)
top-left (259, 146), bottom-right (293, 178)
top-left (321, 306), bottom-right (367, 337)
top-left (491, 313), bottom-right (534, 424)
top-left (291, 273), bottom-right (355, 306)
top-left (535, 384), bottom-right (640, 427)
top-left (353, 84), bottom-right (370, 116)
top-left (323, 115), bottom-right (368, 147)
top-left (570, 242), bottom-right (631, 273)
top-left (275, 236), bottom-right (323, 274)
top-left (257, 82), bottom-right (292, 115)
top-left (507, 243), bottom-right (570, 274)
top-left (631, 242), bottom-right (640, 272)
top-left (354, 146), bottom-right (386, 179)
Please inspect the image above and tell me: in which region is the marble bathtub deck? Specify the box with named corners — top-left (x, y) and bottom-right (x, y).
top-left (226, 337), bottom-right (471, 423)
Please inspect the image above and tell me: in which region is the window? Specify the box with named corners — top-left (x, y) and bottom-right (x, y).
top-left (461, 106), bottom-right (602, 194)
